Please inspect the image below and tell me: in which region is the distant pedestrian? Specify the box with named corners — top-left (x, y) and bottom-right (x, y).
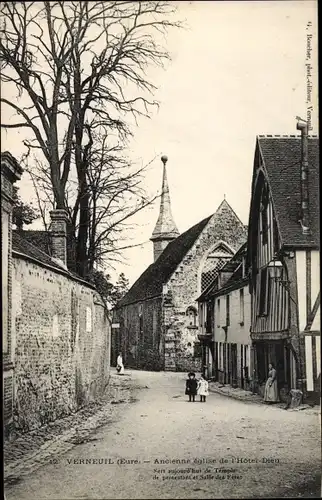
top-left (185, 372), bottom-right (198, 402)
top-left (197, 374), bottom-right (209, 402)
top-left (264, 363), bottom-right (279, 403)
top-left (116, 352), bottom-right (125, 375)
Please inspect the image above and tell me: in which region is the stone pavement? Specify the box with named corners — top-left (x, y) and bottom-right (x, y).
top-left (208, 381), bottom-right (321, 414)
top-left (4, 372), bottom-right (144, 487)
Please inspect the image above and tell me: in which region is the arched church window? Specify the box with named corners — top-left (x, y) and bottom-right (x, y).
top-left (200, 243), bottom-right (234, 293)
top-left (186, 306), bottom-right (197, 327)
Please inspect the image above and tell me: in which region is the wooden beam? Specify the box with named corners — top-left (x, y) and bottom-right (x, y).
top-left (304, 291), bottom-right (320, 331)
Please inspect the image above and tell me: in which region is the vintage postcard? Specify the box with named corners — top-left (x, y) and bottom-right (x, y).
top-left (1, 1), bottom-right (320, 499)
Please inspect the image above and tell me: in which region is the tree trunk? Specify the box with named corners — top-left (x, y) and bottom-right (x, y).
top-left (76, 185), bottom-right (90, 277)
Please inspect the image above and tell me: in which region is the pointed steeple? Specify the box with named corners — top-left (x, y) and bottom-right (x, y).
top-left (150, 155), bottom-right (179, 262)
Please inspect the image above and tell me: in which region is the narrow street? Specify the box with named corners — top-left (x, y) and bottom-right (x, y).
top-left (5, 371), bottom-right (321, 500)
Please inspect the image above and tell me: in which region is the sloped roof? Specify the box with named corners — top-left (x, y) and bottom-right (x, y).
top-left (198, 242), bottom-right (247, 301)
top-left (12, 231), bottom-right (93, 286)
top-left (17, 230), bottom-right (52, 255)
top-left (117, 215), bottom-right (212, 307)
top-left (212, 274), bottom-right (249, 297)
top-left (257, 136), bottom-right (319, 247)
top-left (12, 231), bottom-right (65, 272)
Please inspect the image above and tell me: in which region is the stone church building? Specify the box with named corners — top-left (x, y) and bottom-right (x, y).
top-left (113, 156), bottom-right (248, 372)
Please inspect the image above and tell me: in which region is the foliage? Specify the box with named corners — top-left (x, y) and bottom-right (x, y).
top-left (88, 270), bottom-right (129, 309)
top-left (12, 186), bottom-right (39, 230)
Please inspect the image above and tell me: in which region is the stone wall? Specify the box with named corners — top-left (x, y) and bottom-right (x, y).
top-left (11, 256), bottom-right (110, 432)
top-left (114, 297), bottom-right (163, 371)
top-left (1, 153), bottom-right (23, 436)
top-left (164, 203), bottom-right (247, 371)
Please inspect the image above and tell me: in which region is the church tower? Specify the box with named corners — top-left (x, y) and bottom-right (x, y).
top-left (150, 155), bottom-right (179, 262)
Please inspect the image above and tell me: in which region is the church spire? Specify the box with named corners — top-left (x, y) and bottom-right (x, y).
top-left (150, 155), bottom-right (179, 262)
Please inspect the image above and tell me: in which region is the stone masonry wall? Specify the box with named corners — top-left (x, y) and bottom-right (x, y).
top-left (11, 256), bottom-right (110, 432)
top-left (2, 154), bottom-right (23, 436)
top-left (114, 297), bottom-right (163, 371)
top-left (165, 202), bottom-right (248, 372)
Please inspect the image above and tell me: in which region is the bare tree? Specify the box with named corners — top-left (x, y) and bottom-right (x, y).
top-left (0, 1), bottom-right (181, 275)
top-left (24, 129), bottom-right (162, 276)
top-left (85, 129), bottom-right (161, 273)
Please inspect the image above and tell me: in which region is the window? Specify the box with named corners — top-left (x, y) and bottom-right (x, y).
top-left (261, 186), bottom-right (269, 245)
top-left (139, 315), bottom-right (143, 340)
top-left (186, 306), bottom-right (197, 327)
top-left (262, 205), bottom-right (268, 244)
top-left (259, 268), bottom-right (270, 316)
top-left (239, 289), bottom-right (244, 324)
top-left (152, 310), bottom-right (158, 346)
top-left (193, 341), bottom-right (202, 358)
top-left (226, 295), bottom-right (230, 327)
top-left (217, 299), bottom-right (220, 327)
top-left (206, 301), bottom-right (212, 333)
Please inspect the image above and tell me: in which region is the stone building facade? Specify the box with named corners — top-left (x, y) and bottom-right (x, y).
top-left (113, 156), bottom-right (247, 372)
top-left (2, 153), bottom-right (111, 436)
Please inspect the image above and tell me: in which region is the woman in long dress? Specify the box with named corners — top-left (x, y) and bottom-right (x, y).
top-left (264, 363), bottom-right (279, 403)
top-left (116, 353), bottom-right (125, 375)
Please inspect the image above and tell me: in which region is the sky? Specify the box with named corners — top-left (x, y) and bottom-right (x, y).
top-left (1, 1), bottom-right (318, 286)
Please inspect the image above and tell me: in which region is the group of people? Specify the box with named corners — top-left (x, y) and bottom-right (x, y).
top-left (185, 372), bottom-right (209, 402)
top-left (185, 363), bottom-right (279, 404)
top-left (117, 352), bottom-right (279, 405)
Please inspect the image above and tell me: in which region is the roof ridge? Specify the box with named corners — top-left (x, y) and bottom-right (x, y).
top-left (257, 134), bottom-right (318, 138)
top-left (215, 198), bottom-right (246, 228)
top-left (117, 214), bottom-right (213, 307)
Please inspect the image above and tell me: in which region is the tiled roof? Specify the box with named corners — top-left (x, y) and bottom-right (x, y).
top-left (12, 231), bottom-right (65, 272)
top-left (117, 215), bottom-right (212, 307)
top-left (17, 230), bottom-right (52, 255)
top-left (212, 274), bottom-right (249, 297)
top-left (257, 136), bottom-right (319, 247)
top-left (198, 243), bottom-right (248, 301)
top-left (12, 231), bottom-right (91, 285)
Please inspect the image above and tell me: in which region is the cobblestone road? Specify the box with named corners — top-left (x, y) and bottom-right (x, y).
top-left (4, 370), bottom-right (321, 499)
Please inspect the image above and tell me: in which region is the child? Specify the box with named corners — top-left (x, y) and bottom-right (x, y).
top-left (185, 372), bottom-right (198, 402)
top-left (197, 374), bottom-right (209, 402)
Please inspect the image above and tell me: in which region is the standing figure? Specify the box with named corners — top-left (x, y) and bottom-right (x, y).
top-left (116, 352), bottom-right (125, 375)
top-left (185, 372), bottom-right (198, 402)
top-left (264, 363), bottom-right (279, 403)
top-left (197, 374), bottom-right (209, 402)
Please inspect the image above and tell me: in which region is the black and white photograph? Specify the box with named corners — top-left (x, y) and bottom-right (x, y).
top-left (1, 1), bottom-right (320, 499)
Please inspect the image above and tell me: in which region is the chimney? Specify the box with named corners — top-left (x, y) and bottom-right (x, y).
top-left (296, 119), bottom-right (310, 235)
top-left (49, 209), bottom-right (68, 266)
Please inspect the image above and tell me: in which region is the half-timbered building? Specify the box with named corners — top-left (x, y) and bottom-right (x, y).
top-left (247, 122), bottom-right (320, 402)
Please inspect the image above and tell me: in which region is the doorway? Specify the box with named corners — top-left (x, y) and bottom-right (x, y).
top-left (231, 343), bottom-right (238, 387)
